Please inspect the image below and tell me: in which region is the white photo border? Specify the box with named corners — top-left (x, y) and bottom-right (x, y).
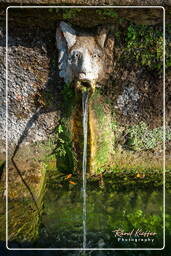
top-left (6, 5), bottom-right (166, 251)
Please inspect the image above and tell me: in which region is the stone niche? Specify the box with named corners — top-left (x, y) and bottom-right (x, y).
top-left (0, 6), bottom-right (170, 174)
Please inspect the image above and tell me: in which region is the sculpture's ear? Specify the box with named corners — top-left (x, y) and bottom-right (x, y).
top-left (96, 27), bottom-right (108, 48)
top-left (56, 21), bottom-right (76, 50)
top-left (56, 22), bottom-right (76, 81)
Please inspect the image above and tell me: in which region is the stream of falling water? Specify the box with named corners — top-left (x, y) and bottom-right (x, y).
top-left (82, 91), bottom-right (89, 249)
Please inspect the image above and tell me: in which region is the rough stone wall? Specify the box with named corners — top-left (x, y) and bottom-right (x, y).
top-left (0, 20), bottom-right (62, 157)
top-left (105, 62), bottom-right (164, 127)
top-left (1, 0), bottom-right (171, 6)
top-left (0, 6), bottom-right (170, 164)
top-left (0, 27), bottom-right (6, 156)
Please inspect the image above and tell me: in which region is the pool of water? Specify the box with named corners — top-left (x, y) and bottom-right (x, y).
top-left (3, 170), bottom-right (171, 255)
top-left (39, 178), bottom-right (163, 249)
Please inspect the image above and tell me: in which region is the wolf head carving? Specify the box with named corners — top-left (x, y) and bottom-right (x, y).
top-left (56, 22), bottom-right (112, 90)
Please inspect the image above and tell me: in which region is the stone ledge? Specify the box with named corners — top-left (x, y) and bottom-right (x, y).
top-left (1, 0), bottom-right (171, 7)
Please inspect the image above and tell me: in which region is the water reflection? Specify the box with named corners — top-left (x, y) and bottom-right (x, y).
top-left (1, 170), bottom-right (170, 255)
top-left (86, 184), bottom-right (163, 248)
top-left (40, 173), bottom-right (163, 249)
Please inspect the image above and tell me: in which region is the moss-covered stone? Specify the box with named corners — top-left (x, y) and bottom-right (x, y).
top-left (88, 91), bottom-right (114, 175)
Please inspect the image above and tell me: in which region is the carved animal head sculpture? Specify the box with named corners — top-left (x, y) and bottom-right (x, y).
top-left (56, 22), bottom-right (112, 91)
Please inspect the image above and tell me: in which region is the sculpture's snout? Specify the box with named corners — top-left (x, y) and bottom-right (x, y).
top-left (80, 80), bottom-right (92, 88)
top-left (78, 72), bottom-right (87, 80)
top-left (78, 52), bottom-right (96, 81)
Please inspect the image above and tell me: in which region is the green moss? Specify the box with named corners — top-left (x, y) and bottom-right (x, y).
top-left (166, 24), bottom-right (171, 69)
top-left (6, 164), bottom-right (47, 243)
top-left (0, 160), bottom-right (5, 168)
top-left (63, 9), bottom-right (82, 19)
top-left (62, 82), bottom-right (75, 103)
top-left (90, 92), bottom-right (114, 171)
top-left (48, 8), bottom-right (82, 20)
top-left (91, 92), bottom-right (106, 125)
top-left (96, 9), bottom-right (118, 18)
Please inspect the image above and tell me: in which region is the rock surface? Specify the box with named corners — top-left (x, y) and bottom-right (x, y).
top-left (1, 0), bottom-right (171, 6)
top-left (0, 5), bottom-right (170, 170)
top-left (0, 21), bottom-right (62, 154)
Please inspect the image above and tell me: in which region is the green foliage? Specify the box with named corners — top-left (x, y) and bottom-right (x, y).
top-left (114, 31), bottom-right (122, 44)
top-left (42, 83), bottom-right (76, 173)
top-left (62, 82), bottom-right (74, 101)
top-left (48, 8), bottom-right (59, 13)
top-left (122, 25), bottom-right (163, 71)
top-left (126, 208), bottom-right (162, 231)
top-left (111, 119), bottom-right (118, 131)
top-left (126, 122), bottom-right (171, 151)
top-left (53, 124), bottom-right (66, 157)
top-left (52, 121), bottom-right (74, 172)
top-left (96, 9), bottom-right (118, 18)
top-left (42, 118), bottom-right (74, 172)
top-left (166, 24), bottom-right (171, 69)
top-left (63, 8), bottom-right (81, 19)
top-left (48, 8), bottom-right (82, 20)
top-left (61, 82), bottom-right (76, 119)
top-left (126, 122), bottom-right (158, 151)
top-left (54, 124), bottom-right (69, 156)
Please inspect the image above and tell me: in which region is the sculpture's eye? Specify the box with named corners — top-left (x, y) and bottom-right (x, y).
top-left (69, 52), bottom-right (81, 62)
top-left (93, 53), bottom-right (101, 58)
top-left (74, 52), bottom-right (81, 58)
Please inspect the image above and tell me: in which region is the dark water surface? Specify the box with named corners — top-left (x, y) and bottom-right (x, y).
top-left (3, 172), bottom-right (171, 256)
top-left (40, 179), bottom-right (163, 249)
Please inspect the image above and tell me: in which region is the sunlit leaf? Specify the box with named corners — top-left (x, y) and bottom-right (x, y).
top-left (65, 174), bottom-right (72, 180)
top-left (69, 180), bottom-right (76, 185)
